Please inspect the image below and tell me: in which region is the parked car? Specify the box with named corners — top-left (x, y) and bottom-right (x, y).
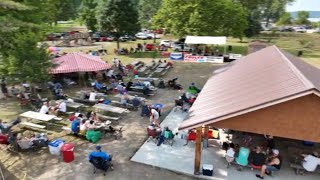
top-left (170, 41), bottom-right (184, 48)
top-left (159, 40), bottom-right (171, 47)
top-left (46, 33), bottom-right (62, 41)
top-left (92, 33), bottom-right (101, 42)
top-left (100, 36), bottom-right (114, 42)
top-left (278, 27), bottom-right (294, 32)
top-left (147, 33), bottom-right (160, 39)
top-left (135, 32), bottom-right (148, 40)
top-left (173, 44), bottom-right (193, 52)
top-left (145, 43), bottom-right (155, 51)
top-left (154, 29), bottom-right (163, 34)
top-left (294, 27), bottom-right (307, 33)
top-left (120, 35), bottom-right (136, 41)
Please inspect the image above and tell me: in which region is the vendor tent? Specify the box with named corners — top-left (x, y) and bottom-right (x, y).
top-left (50, 53), bottom-right (111, 74)
top-left (185, 36), bottom-right (226, 45)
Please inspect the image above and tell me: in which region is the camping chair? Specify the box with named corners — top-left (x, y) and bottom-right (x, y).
top-left (163, 130), bottom-right (175, 146)
top-left (90, 156), bottom-right (111, 176)
top-left (235, 147), bottom-right (250, 171)
top-left (147, 127), bottom-right (161, 143)
top-left (184, 131), bottom-right (197, 145)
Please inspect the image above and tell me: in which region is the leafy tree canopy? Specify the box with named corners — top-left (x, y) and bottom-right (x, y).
top-left (295, 11), bottom-right (310, 25)
top-left (153, 0), bottom-right (248, 39)
top-left (96, 0), bottom-right (140, 48)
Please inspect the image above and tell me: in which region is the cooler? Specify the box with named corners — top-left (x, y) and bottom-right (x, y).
top-left (61, 143), bottom-right (75, 163)
top-left (202, 164), bottom-right (213, 176)
top-left (48, 139), bottom-right (64, 155)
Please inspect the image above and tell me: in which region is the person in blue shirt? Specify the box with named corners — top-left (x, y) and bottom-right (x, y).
top-left (71, 118), bottom-right (80, 135)
top-left (89, 146), bottom-right (113, 170)
top-left (89, 146), bottom-right (111, 161)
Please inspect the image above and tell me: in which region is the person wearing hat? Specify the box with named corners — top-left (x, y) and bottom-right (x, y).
top-left (89, 145), bottom-right (113, 169)
top-left (256, 149), bottom-right (281, 179)
top-left (301, 152), bottom-right (320, 172)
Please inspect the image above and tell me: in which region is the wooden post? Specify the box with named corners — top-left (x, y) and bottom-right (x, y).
top-left (203, 126), bottom-right (209, 148)
top-left (194, 127), bottom-right (202, 175)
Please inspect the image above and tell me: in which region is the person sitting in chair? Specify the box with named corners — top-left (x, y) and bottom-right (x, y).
top-left (131, 95), bottom-right (141, 109)
top-left (53, 101), bottom-right (67, 115)
top-left (301, 152), bottom-right (320, 173)
top-left (89, 145), bottom-right (113, 171)
top-left (174, 96), bottom-right (185, 112)
top-left (71, 118), bottom-right (80, 136)
top-left (256, 149), bottom-right (281, 179)
top-left (249, 146), bottom-right (266, 168)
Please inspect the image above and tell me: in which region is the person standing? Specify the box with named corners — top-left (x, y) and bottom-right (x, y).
top-left (0, 78), bottom-right (8, 99)
top-left (150, 108), bottom-right (160, 127)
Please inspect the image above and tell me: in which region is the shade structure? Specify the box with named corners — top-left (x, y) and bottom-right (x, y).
top-left (185, 36), bottom-right (226, 45)
top-left (179, 45), bottom-right (320, 142)
top-left (50, 53), bottom-right (111, 74)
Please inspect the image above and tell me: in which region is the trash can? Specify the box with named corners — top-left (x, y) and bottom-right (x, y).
top-left (61, 143), bottom-right (75, 163)
top-left (48, 139), bottom-right (64, 155)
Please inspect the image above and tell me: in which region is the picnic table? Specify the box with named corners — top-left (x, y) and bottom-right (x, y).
top-left (76, 91), bottom-right (108, 98)
top-left (134, 77), bottom-right (158, 81)
top-left (19, 111), bottom-right (56, 122)
top-left (158, 63), bottom-right (167, 68)
top-left (114, 94), bottom-right (146, 101)
top-left (138, 66), bottom-right (148, 73)
top-left (93, 103), bottom-right (130, 114)
top-left (154, 68), bottom-right (165, 73)
top-left (131, 86), bottom-right (157, 92)
top-left (56, 100), bottom-right (85, 110)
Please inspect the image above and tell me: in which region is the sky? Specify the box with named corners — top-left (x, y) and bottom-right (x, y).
top-left (286, 0), bottom-right (320, 12)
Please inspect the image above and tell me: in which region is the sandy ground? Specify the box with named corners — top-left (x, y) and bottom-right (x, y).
top-left (0, 62), bottom-right (221, 180)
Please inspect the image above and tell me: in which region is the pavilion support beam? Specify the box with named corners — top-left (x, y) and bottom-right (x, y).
top-left (194, 127), bottom-right (202, 175)
top-left (203, 126), bottom-right (209, 148)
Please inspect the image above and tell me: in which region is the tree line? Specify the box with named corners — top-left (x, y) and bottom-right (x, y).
top-left (0, 0), bottom-right (301, 83)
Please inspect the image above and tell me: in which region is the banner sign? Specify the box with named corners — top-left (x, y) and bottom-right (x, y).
top-left (170, 52), bottom-right (184, 60)
top-left (184, 54), bottom-right (206, 62)
top-left (229, 53), bottom-right (242, 60)
top-left (206, 56), bottom-right (224, 63)
top-left (184, 54), bottom-right (224, 63)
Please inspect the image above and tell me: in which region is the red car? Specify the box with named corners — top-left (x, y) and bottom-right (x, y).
top-left (145, 43), bottom-right (155, 51)
top-left (154, 29), bottom-right (163, 34)
top-left (100, 36), bottom-right (114, 42)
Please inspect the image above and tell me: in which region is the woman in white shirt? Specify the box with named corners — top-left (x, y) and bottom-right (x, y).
top-left (89, 91), bottom-right (97, 101)
top-left (226, 143), bottom-right (236, 167)
top-left (39, 102), bottom-right (49, 114)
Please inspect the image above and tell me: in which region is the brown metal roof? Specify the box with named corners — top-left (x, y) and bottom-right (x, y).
top-left (180, 45), bottom-right (320, 130)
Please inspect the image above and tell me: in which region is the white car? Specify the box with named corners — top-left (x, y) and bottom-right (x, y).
top-left (294, 27), bottom-right (306, 33)
top-left (135, 32), bottom-right (148, 39)
top-left (173, 44), bottom-right (193, 52)
top-left (146, 33), bottom-right (160, 39)
top-left (170, 41), bottom-right (184, 48)
top-left (159, 40), bottom-right (171, 47)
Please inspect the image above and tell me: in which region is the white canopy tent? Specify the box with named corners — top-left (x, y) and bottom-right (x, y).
top-left (185, 36), bottom-right (227, 54)
top-left (185, 36), bottom-right (226, 45)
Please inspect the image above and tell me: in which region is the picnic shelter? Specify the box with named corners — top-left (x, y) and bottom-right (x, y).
top-left (179, 45), bottom-right (320, 174)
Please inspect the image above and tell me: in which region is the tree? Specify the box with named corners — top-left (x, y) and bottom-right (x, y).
top-left (153, 0), bottom-right (247, 39)
top-left (295, 11), bottom-right (310, 25)
top-left (79, 0), bottom-right (99, 31)
top-left (138, 0), bottom-right (162, 28)
top-left (0, 31), bottom-right (51, 83)
top-left (97, 0), bottom-right (140, 49)
top-left (276, 12), bottom-right (292, 25)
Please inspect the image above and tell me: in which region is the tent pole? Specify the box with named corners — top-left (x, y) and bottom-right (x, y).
top-left (224, 45), bottom-right (226, 55)
top-left (194, 127), bottom-right (202, 175)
